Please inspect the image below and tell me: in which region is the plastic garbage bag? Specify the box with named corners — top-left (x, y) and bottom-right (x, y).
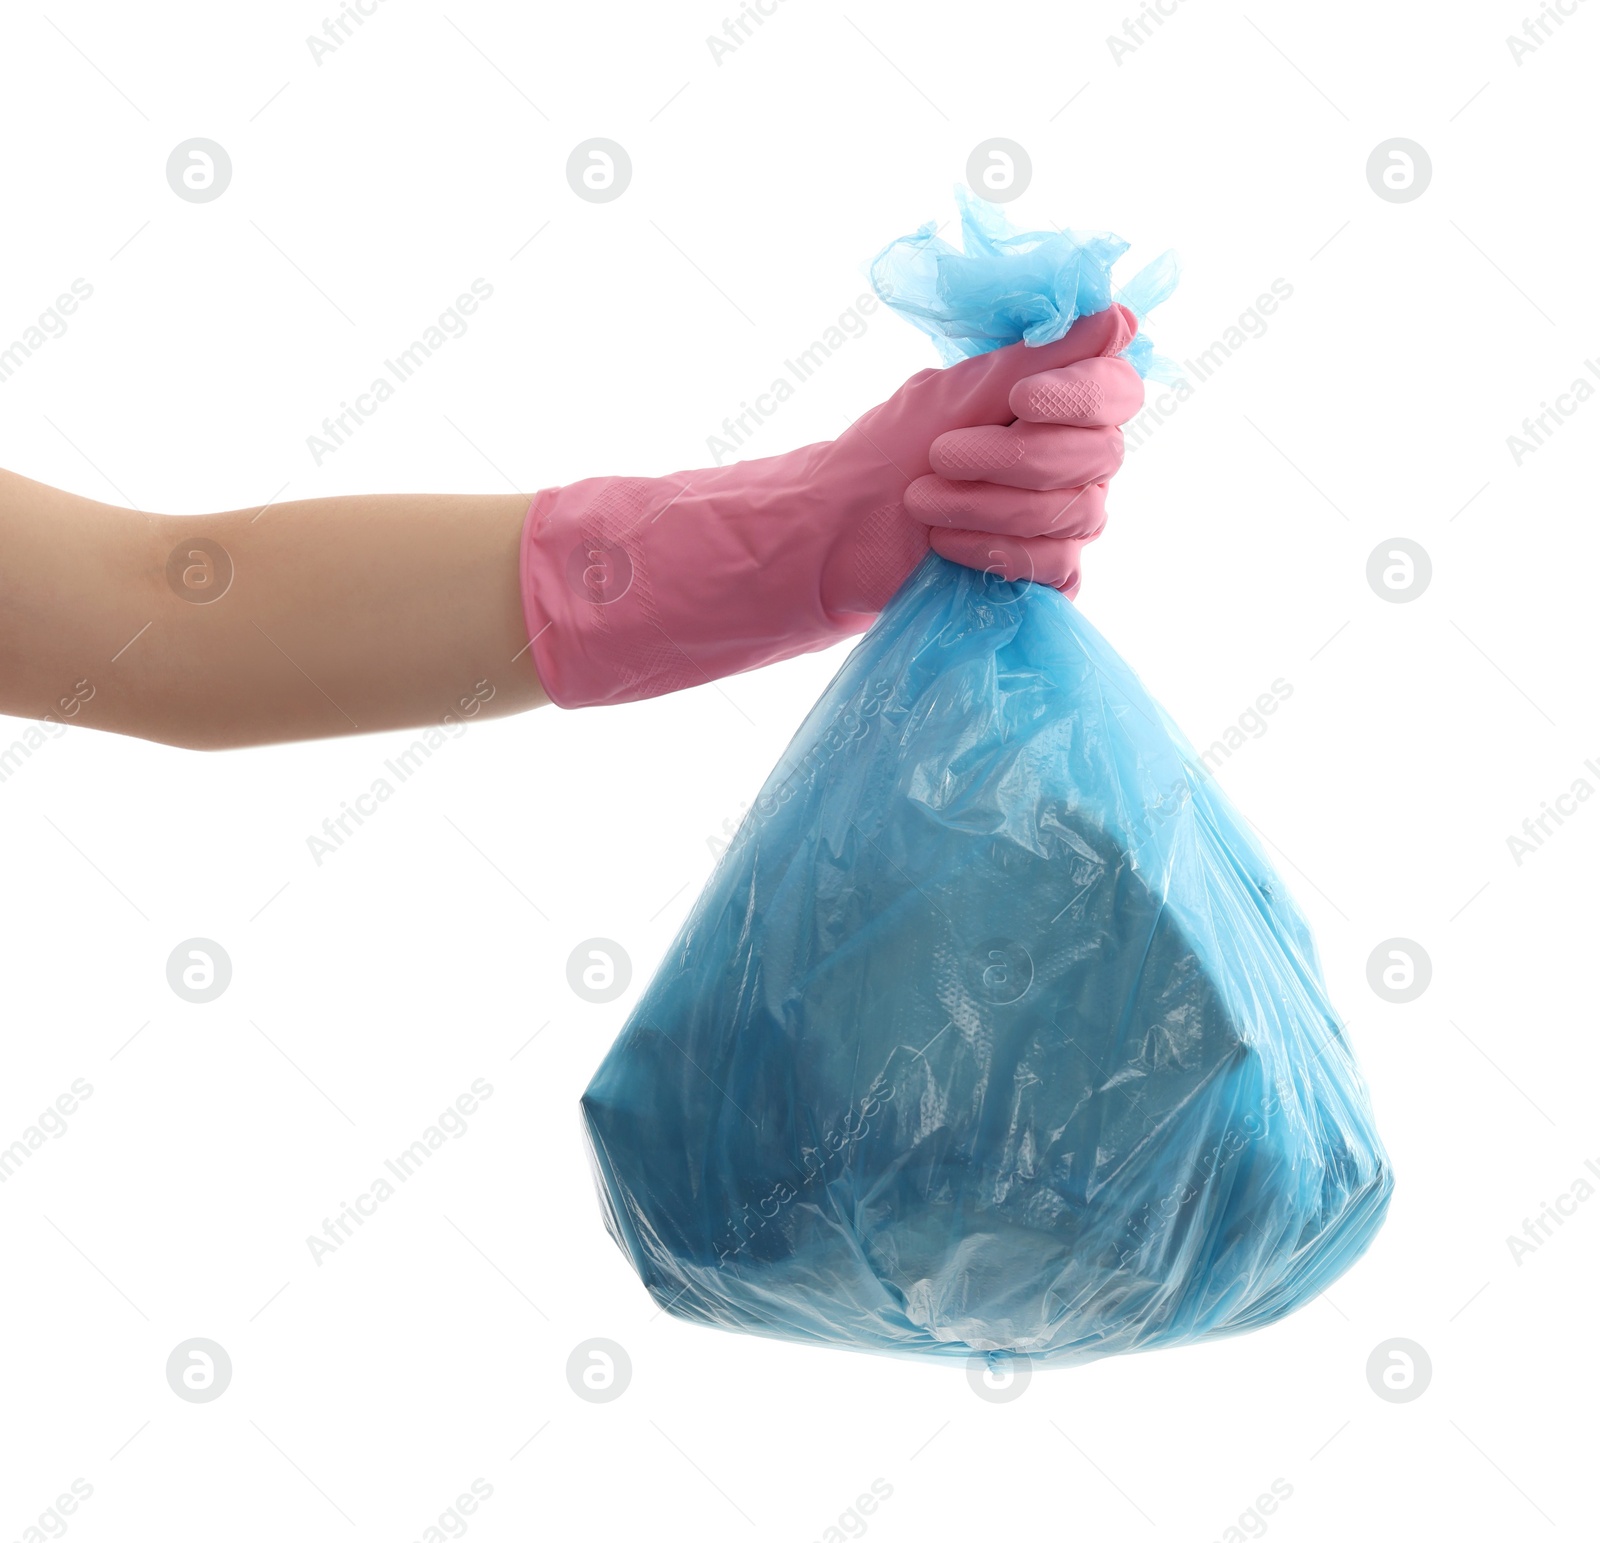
top-left (579, 194), bottom-right (1392, 1365)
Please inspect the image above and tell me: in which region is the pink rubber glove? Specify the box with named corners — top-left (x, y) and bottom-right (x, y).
top-left (521, 304), bottom-right (1143, 708)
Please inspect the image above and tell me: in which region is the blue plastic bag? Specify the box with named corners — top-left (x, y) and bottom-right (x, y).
top-left (580, 195), bottom-right (1392, 1365)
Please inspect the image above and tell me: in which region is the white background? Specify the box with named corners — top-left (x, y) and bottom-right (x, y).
top-left (2, 2), bottom-right (1596, 1539)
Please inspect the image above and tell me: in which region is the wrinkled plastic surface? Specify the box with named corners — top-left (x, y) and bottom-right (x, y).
top-left (580, 199), bottom-right (1392, 1365)
top-left (869, 185), bottom-right (1183, 380)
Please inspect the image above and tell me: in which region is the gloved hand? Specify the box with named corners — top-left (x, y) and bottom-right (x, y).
top-left (521, 304), bottom-right (1144, 708)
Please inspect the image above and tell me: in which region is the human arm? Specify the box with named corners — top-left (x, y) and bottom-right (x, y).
top-left (0, 472), bottom-right (545, 750)
top-left (1, 308), bottom-right (1143, 745)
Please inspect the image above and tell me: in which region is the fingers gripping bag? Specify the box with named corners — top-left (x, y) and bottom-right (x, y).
top-left (580, 192), bottom-right (1393, 1366)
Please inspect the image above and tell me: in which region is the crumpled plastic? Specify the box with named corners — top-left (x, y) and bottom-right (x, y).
top-left (868, 185), bottom-right (1183, 380)
top-left (579, 195), bottom-right (1392, 1366)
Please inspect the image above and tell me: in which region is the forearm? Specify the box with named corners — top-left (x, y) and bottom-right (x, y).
top-left (0, 470), bottom-right (547, 749)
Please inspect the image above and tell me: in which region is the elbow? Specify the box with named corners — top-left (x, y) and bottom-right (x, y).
top-left (158, 727), bottom-right (250, 753)
top-left (143, 712), bottom-right (292, 753)
top-left (107, 699), bottom-right (269, 753)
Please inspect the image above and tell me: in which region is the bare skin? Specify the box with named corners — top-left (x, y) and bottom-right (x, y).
top-left (0, 469), bottom-right (548, 750)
